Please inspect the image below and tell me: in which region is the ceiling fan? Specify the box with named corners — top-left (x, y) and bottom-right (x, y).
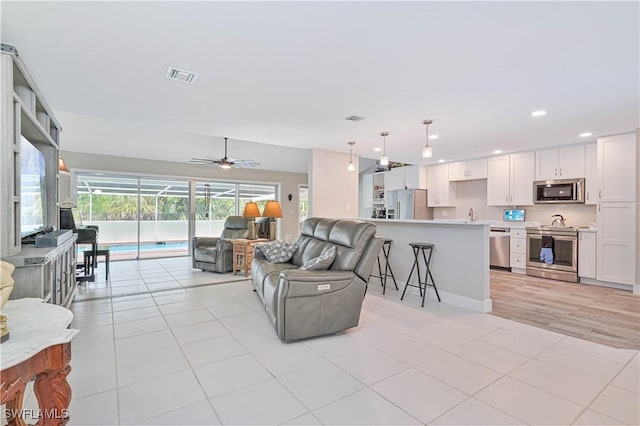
top-left (189, 137), bottom-right (260, 169)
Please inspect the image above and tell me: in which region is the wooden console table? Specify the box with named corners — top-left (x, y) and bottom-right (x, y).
top-left (232, 239), bottom-right (268, 277)
top-left (0, 299), bottom-right (78, 425)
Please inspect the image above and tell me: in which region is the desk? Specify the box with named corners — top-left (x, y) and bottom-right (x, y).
top-left (232, 239), bottom-right (268, 277)
top-left (0, 298), bottom-right (78, 425)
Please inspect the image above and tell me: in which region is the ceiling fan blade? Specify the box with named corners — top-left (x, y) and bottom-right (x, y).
top-left (190, 137), bottom-right (260, 168)
top-left (232, 159), bottom-right (260, 167)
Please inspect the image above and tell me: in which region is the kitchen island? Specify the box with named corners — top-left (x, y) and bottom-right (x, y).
top-left (372, 219), bottom-right (491, 312)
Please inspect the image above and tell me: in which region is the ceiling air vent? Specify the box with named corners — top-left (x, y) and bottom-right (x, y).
top-left (345, 115), bottom-right (365, 122)
top-left (166, 66), bottom-right (199, 84)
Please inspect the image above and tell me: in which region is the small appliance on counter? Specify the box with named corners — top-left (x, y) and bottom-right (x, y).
top-left (503, 209), bottom-right (525, 222)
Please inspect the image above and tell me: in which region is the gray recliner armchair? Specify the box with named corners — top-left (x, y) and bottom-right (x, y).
top-left (192, 216), bottom-right (250, 273)
top-left (251, 217), bottom-right (383, 342)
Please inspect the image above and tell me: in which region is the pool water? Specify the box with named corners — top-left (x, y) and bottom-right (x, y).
top-left (104, 242), bottom-right (188, 253)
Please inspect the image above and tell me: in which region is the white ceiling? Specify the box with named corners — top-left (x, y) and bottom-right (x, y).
top-left (2, 1), bottom-right (638, 174)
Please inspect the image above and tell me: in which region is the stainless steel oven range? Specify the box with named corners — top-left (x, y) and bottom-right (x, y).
top-left (526, 226), bottom-right (578, 282)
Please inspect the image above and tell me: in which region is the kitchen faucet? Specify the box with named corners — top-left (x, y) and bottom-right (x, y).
top-left (468, 208), bottom-right (475, 222)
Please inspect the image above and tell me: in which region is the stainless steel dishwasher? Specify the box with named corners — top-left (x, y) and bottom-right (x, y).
top-left (490, 227), bottom-right (511, 270)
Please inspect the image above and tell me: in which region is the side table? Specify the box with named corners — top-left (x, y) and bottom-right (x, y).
top-left (232, 239), bottom-right (269, 277)
top-left (0, 298), bottom-right (78, 425)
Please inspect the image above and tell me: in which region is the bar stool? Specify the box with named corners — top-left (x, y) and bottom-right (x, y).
top-left (369, 238), bottom-right (398, 295)
top-left (83, 248), bottom-right (110, 279)
top-left (401, 242), bottom-right (440, 307)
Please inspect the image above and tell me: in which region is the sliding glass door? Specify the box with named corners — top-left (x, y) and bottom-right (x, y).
top-left (76, 173), bottom-right (278, 260)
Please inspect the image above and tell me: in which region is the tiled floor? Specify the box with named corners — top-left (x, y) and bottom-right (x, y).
top-left (13, 258), bottom-right (640, 425)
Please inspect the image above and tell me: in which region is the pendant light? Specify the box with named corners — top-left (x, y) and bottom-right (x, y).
top-left (347, 141), bottom-right (356, 171)
top-left (380, 132), bottom-right (389, 166)
top-left (422, 119), bottom-right (433, 158)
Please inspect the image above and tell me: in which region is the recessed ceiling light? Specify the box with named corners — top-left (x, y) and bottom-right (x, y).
top-left (429, 134), bottom-right (439, 140)
top-left (373, 147), bottom-right (382, 152)
top-left (579, 132), bottom-right (593, 138)
top-left (345, 115), bottom-right (365, 122)
top-left (531, 110), bottom-right (547, 117)
top-left (94, 189), bottom-right (102, 194)
top-left (493, 150), bottom-right (503, 154)
top-left (438, 159), bottom-right (445, 163)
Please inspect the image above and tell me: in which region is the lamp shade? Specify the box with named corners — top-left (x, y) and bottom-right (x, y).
top-left (262, 200), bottom-right (283, 218)
top-left (242, 202), bottom-right (261, 218)
top-left (58, 158), bottom-right (70, 173)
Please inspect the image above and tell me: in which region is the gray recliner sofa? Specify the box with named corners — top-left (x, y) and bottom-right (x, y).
top-left (251, 217), bottom-right (383, 342)
top-left (192, 216), bottom-right (250, 273)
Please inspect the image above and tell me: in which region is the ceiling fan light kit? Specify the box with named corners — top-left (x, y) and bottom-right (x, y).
top-left (189, 137), bottom-right (260, 169)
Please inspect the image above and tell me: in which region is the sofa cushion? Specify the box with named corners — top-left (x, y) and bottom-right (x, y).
top-left (299, 246), bottom-right (336, 271)
top-left (258, 240), bottom-right (297, 263)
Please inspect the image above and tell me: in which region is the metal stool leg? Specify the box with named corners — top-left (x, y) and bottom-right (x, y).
top-left (401, 246), bottom-right (422, 300)
top-left (383, 244), bottom-right (398, 291)
top-left (420, 246), bottom-right (440, 306)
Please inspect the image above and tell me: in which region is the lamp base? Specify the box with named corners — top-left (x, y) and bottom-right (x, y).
top-left (269, 221), bottom-right (277, 241)
top-left (248, 221), bottom-right (257, 240)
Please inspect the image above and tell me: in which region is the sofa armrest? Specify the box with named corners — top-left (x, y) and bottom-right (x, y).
top-left (193, 236), bottom-right (221, 248)
top-left (279, 270), bottom-right (356, 298)
top-left (216, 238), bottom-right (233, 252)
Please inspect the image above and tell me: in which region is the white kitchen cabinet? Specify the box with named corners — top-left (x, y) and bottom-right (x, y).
top-left (386, 166), bottom-right (427, 190)
top-left (362, 173), bottom-right (373, 208)
top-left (427, 164), bottom-right (456, 207)
top-left (535, 145), bottom-right (585, 181)
top-left (578, 231), bottom-right (596, 279)
top-left (597, 133), bottom-right (636, 203)
top-left (510, 152), bottom-right (535, 205)
top-left (385, 167), bottom-right (402, 191)
top-left (509, 228), bottom-right (527, 273)
top-left (584, 143), bottom-right (597, 205)
top-left (403, 165), bottom-right (427, 189)
top-left (487, 155), bottom-right (511, 206)
top-left (487, 153), bottom-right (535, 206)
top-left (449, 158), bottom-right (487, 181)
top-left (596, 202), bottom-right (636, 285)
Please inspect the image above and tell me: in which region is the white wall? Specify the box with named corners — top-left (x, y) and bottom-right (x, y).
top-left (636, 129), bottom-right (639, 290)
top-left (432, 179), bottom-right (597, 226)
top-left (309, 148), bottom-right (359, 218)
top-left (60, 150), bottom-right (307, 240)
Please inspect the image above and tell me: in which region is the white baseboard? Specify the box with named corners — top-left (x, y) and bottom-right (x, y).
top-left (579, 277), bottom-right (634, 292)
top-left (402, 284), bottom-right (492, 313)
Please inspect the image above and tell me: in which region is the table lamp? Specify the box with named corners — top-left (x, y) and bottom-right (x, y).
top-left (262, 200), bottom-right (283, 240)
top-left (242, 202), bottom-right (261, 240)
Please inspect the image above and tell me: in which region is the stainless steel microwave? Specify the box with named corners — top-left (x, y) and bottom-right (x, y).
top-left (533, 178), bottom-right (585, 204)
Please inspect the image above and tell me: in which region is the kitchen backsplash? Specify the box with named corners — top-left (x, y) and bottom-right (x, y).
top-left (432, 180), bottom-right (597, 227)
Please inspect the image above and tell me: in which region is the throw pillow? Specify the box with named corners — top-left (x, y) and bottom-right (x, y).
top-left (299, 246), bottom-right (337, 271)
top-left (258, 240), bottom-right (297, 263)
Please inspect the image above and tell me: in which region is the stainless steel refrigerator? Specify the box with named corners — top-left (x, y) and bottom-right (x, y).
top-left (386, 189), bottom-right (432, 220)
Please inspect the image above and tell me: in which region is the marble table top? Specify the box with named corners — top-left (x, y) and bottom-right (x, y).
top-left (0, 298), bottom-right (79, 369)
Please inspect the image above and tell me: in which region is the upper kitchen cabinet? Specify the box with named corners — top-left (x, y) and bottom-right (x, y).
top-left (427, 164), bottom-right (456, 207)
top-left (385, 165), bottom-right (427, 191)
top-left (448, 158), bottom-right (487, 181)
top-left (597, 133), bottom-right (636, 203)
top-left (584, 143), bottom-right (597, 205)
top-left (487, 152), bottom-right (535, 206)
top-left (535, 145), bottom-right (585, 181)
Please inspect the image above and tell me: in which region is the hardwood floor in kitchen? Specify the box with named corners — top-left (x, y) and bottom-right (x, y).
top-left (490, 270), bottom-right (640, 350)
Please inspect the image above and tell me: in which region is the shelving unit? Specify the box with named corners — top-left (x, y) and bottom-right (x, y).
top-left (1, 43), bottom-right (72, 307)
